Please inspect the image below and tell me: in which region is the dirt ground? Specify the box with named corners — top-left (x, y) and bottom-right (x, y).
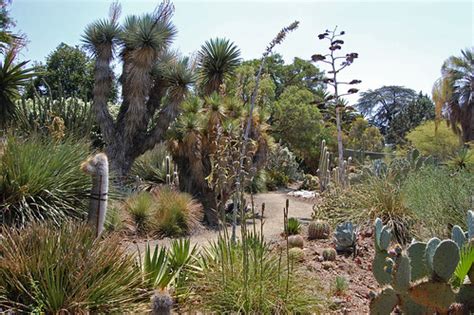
top-left (125, 190), bottom-right (376, 313)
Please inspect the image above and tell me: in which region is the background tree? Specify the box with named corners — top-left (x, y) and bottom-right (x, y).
top-left (355, 85), bottom-right (417, 137)
top-left (345, 117), bottom-right (384, 152)
top-left (311, 27), bottom-right (361, 185)
top-left (25, 43), bottom-right (113, 100)
top-left (406, 120), bottom-right (461, 160)
top-left (0, 0), bottom-right (25, 52)
top-left (240, 54), bottom-right (324, 98)
top-left (83, 2), bottom-right (194, 177)
top-left (386, 92), bottom-right (435, 144)
top-left (272, 85), bottom-right (328, 171)
top-left (432, 48), bottom-right (474, 143)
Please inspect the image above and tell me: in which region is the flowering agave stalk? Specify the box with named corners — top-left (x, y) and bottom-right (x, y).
top-left (311, 27), bottom-right (361, 187)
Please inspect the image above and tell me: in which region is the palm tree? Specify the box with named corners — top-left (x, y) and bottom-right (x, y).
top-left (433, 48), bottom-right (474, 143)
top-left (82, 2), bottom-right (195, 177)
top-left (0, 47), bottom-right (36, 129)
top-left (198, 38), bottom-right (241, 95)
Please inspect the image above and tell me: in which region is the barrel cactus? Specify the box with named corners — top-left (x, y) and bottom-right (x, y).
top-left (288, 234), bottom-right (304, 249)
top-left (308, 219), bottom-right (330, 240)
top-left (288, 247), bottom-right (305, 262)
top-left (322, 248), bottom-right (337, 261)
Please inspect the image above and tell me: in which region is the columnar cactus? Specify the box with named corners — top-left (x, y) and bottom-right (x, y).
top-left (81, 153), bottom-right (109, 237)
top-left (317, 140), bottom-right (331, 192)
top-left (370, 215), bottom-right (474, 314)
top-left (308, 219), bottom-right (331, 240)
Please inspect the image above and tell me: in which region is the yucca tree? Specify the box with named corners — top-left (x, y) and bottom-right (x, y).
top-left (198, 38), bottom-right (241, 95)
top-left (168, 93), bottom-right (269, 224)
top-left (0, 47), bottom-right (36, 129)
top-left (433, 48), bottom-right (474, 143)
top-left (82, 2), bottom-right (195, 177)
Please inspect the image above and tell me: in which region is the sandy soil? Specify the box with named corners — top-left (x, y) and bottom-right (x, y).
top-left (126, 190), bottom-right (317, 251)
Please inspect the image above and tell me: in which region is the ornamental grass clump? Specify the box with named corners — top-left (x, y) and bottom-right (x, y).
top-left (152, 188), bottom-right (203, 237)
top-left (0, 135), bottom-right (90, 226)
top-left (0, 221), bottom-right (147, 313)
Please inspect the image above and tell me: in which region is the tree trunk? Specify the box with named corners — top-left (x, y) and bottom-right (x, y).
top-left (461, 105), bottom-right (474, 143)
top-left (335, 106), bottom-right (345, 186)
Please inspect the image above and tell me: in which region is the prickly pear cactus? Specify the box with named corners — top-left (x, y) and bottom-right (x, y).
top-left (370, 217), bottom-right (468, 314)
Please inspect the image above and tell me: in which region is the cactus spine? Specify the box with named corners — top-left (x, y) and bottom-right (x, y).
top-left (81, 153), bottom-right (109, 237)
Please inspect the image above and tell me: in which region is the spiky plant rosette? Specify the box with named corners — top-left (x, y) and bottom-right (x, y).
top-left (0, 135), bottom-right (91, 226)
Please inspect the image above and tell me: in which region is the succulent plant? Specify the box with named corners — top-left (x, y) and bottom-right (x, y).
top-left (317, 140), bottom-right (331, 192)
top-left (308, 219), bottom-right (330, 240)
top-left (370, 214), bottom-right (474, 314)
top-left (151, 289), bottom-right (173, 315)
top-left (288, 247), bottom-right (305, 262)
top-left (287, 217), bottom-right (301, 235)
top-left (322, 248), bottom-right (337, 261)
top-left (334, 221), bottom-right (357, 254)
top-left (288, 235), bottom-right (304, 249)
top-left (81, 153), bottom-right (109, 237)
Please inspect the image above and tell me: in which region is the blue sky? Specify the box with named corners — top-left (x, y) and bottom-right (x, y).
top-left (11, 0), bottom-right (473, 104)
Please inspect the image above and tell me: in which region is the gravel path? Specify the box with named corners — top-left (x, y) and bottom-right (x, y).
top-left (127, 190), bottom-right (316, 251)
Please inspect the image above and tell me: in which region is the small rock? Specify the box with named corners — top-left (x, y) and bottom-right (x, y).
top-left (322, 261), bottom-right (335, 270)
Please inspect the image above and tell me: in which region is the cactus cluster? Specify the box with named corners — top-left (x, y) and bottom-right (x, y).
top-left (334, 222), bottom-right (357, 254)
top-left (370, 215), bottom-right (474, 314)
top-left (332, 157), bottom-right (352, 188)
top-left (308, 219), bottom-right (330, 240)
top-left (317, 140), bottom-right (331, 192)
top-left (165, 156), bottom-right (179, 187)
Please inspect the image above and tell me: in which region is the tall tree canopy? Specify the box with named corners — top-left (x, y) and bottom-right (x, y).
top-left (433, 48), bottom-right (474, 143)
top-left (241, 54), bottom-right (324, 98)
top-left (356, 85), bottom-right (418, 137)
top-left (386, 92), bottom-right (435, 144)
top-left (26, 43), bottom-right (106, 100)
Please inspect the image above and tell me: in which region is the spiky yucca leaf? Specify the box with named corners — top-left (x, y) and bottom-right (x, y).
top-left (452, 244), bottom-right (474, 288)
top-left (198, 38), bottom-right (241, 95)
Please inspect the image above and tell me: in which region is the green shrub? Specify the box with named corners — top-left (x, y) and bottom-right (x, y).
top-left (0, 222), bottom-right (146, 313)
top-left (131, 143), bottom-right (171, 185)
top-left (286, 217), bottom-right (301, 235)
top-left (152, 188), bottom-right (203, 237)
top-left (331, 276), bottom-right (348, 296)
top-left (0, 136), bottom-right (90, 226)
top-left (402, 166), bottom-right (474, 238)
top-left (124, 191), bottom-right (154, 233)
top-left (194, 236), bottom-right (320, 313)
top-left (265, 143), bottom-right (301, 190)
top-left (316, 170), bottom-right (413, 244)
top-left (406, 121), bottom-right (461, 161)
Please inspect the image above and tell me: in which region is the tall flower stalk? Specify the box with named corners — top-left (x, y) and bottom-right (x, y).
top-left (311, 27), bottom-right (360, 187)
